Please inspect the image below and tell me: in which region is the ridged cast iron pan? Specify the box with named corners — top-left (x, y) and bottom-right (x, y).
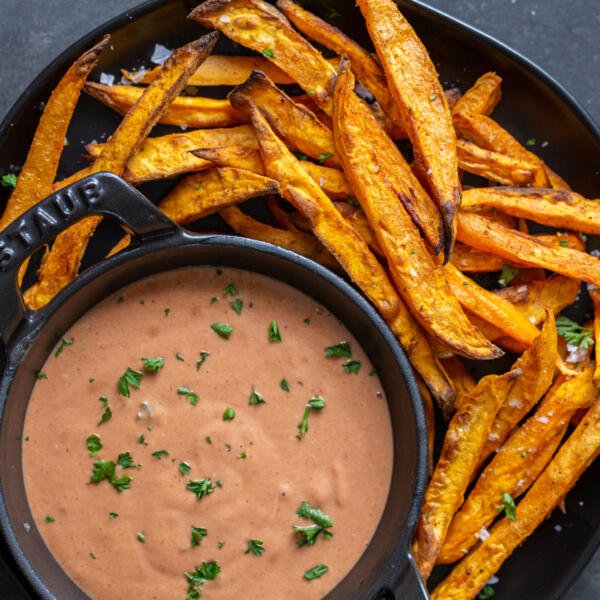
top-left (0, 0), bottom-right (598, 598)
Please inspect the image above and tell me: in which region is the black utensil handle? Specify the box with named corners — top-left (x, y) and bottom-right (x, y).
top-left (392, 555), bottom-right (429, 600)
top-left (0, 172), bottom-right (180, 343)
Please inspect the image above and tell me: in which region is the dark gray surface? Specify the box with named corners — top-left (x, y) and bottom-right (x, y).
top-left (0, 0), bottom-right (598, 598)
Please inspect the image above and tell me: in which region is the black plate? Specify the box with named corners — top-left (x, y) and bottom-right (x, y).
top-left (0, 1), bottom-right (599, 598)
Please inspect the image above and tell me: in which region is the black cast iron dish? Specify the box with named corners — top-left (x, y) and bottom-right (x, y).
top-left (0, 0), bottom-right (598, 598)
top-left (0, 172), bottom-right (428, 599)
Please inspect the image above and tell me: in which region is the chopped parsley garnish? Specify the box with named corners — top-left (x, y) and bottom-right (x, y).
top-left (211, 322), bottom-right (233, 339)
top-left (179, 461), bottom-right (191, 476)
top-left (223, 283), bottom-right (238, 296)
top-left (217, 541), bottom-right (225, 549)
top-left (1, 173), bottom-right (18, 189)
top-left (138, 434), bottom-right (148, 445)
top-left (262, 48), bottom-right (275, 58)
top-left (196, 351), bottom-right (210, 371)
top-left (298, 397), bottom-right (326, 438)
top-left (35, 371), bottom-right (47, 380)
top-left (118, 368), bottom-right (143, 397)
top-left (559, 240), bottom-right (569, 247)
top-left (98, 406), bottom-right (112, 426)
top-left (176, 352), bottom-right (185, 361)
top-left (369, 369), bottom-right (377, 377)
top-left (89, 460), bottom-right (132, 492)
top-left (137, 532), bottom-right (145, 543)
top-left (191, 526), bottom-right (208, 547)
top-left (430, 94), bottom-right (438, 101)
top-left (499, 264), bottom-right (518, 287)
top-left (501, 492), bottom-right (517, 521)
top-left (164, 308), bottom-right (170, 316)
top-left (556, 316), bottom-right (594, 349)
top-left (293, 151), bottom-right (309, 161)
top-left (86, 434), bottom-right (102, 456)
top-left (109, 512), bottom-right (119, 519)
top-left (185, 561), bottom-right (221, 599)
top-left (223, 407), bottom-right (236, 421)
top-left (245, 539), bottom-right (265, 556)
top-left (248, 387), bottom-right (265, 406)
top-left (216, 268), bottom-right (223, 276)
top-left (210, 296), bottom-right (218, 305)
top-left (187, 479), bottom-right (217, 499)
top-left (152, 449), bottom-right (169, 459)
top-left (238, 452), bottom-right (247, 459)
top-left (303, 318), bottom-right (310, 324)
top-left (117, 452), bottom-right (136, 469)
top-left (525, 137), bottom-right (537, 146)
top-left (99, 395), bottom-right (108, 408)
top-left (324, 341), bottom-right (351, 358)
top-left (294, 501), bottom-right (334, 546)
top-left (304, 564), bottom-right (329, 580)
top-left (343, 360), bottom-right (362, 374)
top-left (230, 298), bottom-right (243, 314)
top-left (280, 378), bottom-right (291, 392)
top-left (478, 584), bottom-right (496, 599)
top-left (142, 357), bottom-right (165, 373)
top-left (205, 436), bottom-right (212, 445)
top-left (178, 387), bottom-right (199, 406)
top-left (318, 152), bottom-right (335, 162)
top-left (347, 196), bottom-right (359, 207)
top-left (268, 320), bottom-right (282, 343)
top-left (225, 444), bottom-right (232, 452)
top-left (44, 515), bottom-right (55, 523)
top-left (54, 337), bottom-right (73, 357)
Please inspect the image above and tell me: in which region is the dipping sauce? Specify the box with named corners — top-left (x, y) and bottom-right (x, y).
top-left (23, 267), bottom-right (393, 599)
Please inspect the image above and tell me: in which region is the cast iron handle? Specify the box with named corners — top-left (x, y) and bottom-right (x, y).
top-left (0, 172), bottom-right (180, 344)
top-left (390, 554), bottom-right (429, 600)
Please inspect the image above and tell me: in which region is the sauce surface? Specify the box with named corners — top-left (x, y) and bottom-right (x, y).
top-left (23, 267), bottom-right (393, 599)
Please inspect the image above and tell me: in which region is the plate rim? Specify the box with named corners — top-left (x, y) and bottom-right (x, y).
top-left (0, 0), bottom-right (599, 598)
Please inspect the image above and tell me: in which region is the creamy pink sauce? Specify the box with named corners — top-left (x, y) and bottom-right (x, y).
top-left (23, 267), bottom-right (393, 599)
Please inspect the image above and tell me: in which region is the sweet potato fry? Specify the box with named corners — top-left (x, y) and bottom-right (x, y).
top-left (412, 369), bottom-right (520, 579)
top-left (456, 140), bottom-right (539, 186)
top-left (220, 206), bottom-right (339, 270)
top-left (416, 375), bottom-right (436, 475)
top-left (85, 82), bottom-right (245, 128)
top-left (545, 165), bottom-right (571, 190)
top-left (189, 0), bottom-right (337, 114)
top-left (453, 111), bottom-right (548, 187)
top-left (481, 310), bottom-right (558, 460)
top-left (457, 212), bottom-right (600, 287)
top-left (86, 125), bottom-right (257, 183)
top-left (192, 147), bottom-right (353, 200)
top-left (450, 244), bottom-right (507, 273)
top-left (462, 187), bottom-right (600, 234)
top-left (444, 263), bottom-right (540, 348)
top-left (0, 37), bottom-right (108, 231)
top-left (275, 0), bottom-right (405, 135)
top-left (158, 167), bottom-right (278, 224)
top-left (124, 54), bottom-right (297, 86)
top-left (440, 361), bottom-right (594, 564)
top-left (452, 72), bottom-right (502, 116)
top-left (357, 0), bottom-right (461, 257)
top-left (334, 62), bottom-right (499, 359)
top-left (589, 287), bottom-right (600, 384)
top-left (264, 195), bottom-right (296, 230)
top-left (228, 70), bottom-right (338, 166)
top-left (439, 356), bottom-right (476, 411)
top-left (25, 33), bottom-right (219, 310)
top-left (431, 396), bottom-right (600, 600)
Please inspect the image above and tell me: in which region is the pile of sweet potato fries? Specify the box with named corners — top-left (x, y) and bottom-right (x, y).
top-left (1, 1), bottom-right (599, 597)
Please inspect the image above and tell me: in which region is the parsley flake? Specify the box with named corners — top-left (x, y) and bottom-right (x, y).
top-left (178, 387), bottom-right (199, 406)
top-left (109, 512), bottom-right (119, 519)
top-left (268, 320), bottom-right (282, 342)
top-left (210, 296), bottom-right (218, 305)
top-left (525, 137), bottom-right (537, 146)
top-left (245, 539), bottom-right (265, 556)
top-left (238, 451), bottom-right (247, 459)
top-left (152, 449), bottom-right (169, 459)
top-left (117, 452), bottom-right (136, 469)
top-left (138, 434), bottom-right (148, 445)
top-left (556, 316), bottom-right (594, 349)
top-left (176, 352), bottom-right (185, 361)
top-left (137, 532), bottom-right (145, 543)
top-left (89, 460), bottom-right (132, 492)
top-left (184, 561), bottom-right (221, 598)
top-left (44, 515), bottom-right (55, 523)
top-left (343, 360), bottom-right (362, 374)
top-left (179, 461), bottom-right (191, 476)
top-left (501, 492), bottom-right (517, 521)
top-left (304, 564), bottom-right (329, 580)
top-left (298, 397), bottom-right (325, 438)
top-left (223, 407), bottom-right (236, 421)
top-left (98, 406), bottom-right (112, 426)
top-left (196, 351), bottom-right (210, 371)
top-left (211, 322), bottom-right (233, 339)
top-left (118, 368), bottom-right (143, 397)
top-left (86, 434), bottom-right (102, 456)
top-left (191, 526), bottom-right (208, 547)
top-left (262, 48), bottom-right (275, 58)
top-left (35, 371), bottom-right (47, 380)
top-left (478, 584), bottom-right (496, 599)
top-left (318, 152), bottom-right (334, 162)
top-left (280, 378), bottom-right (291, 392)
top-left (1, 173), bottom-right (17, 189)
top-left (499, 264), bottom-right (518, 287)
top-left (223, 283), bottom-right (238, 296)
top-left (249, 387), bottom-right (265, 406)
top-left (187, 479), bottom-right (217, 499)
top-left (230, 298), bottom-right (243, 314)
top-left (54, 337), bottom-right (73, 357)
top-left (324, 341), bottom-right (351, 358)
top-left (294, 501), bottom-right (334, 546)
top-left (142, 357), bottom-right (165, 373)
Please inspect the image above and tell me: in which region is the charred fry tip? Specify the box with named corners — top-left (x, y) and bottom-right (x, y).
top-left (227, 70), bottom-right (269, 110)
top-left (75, 35), bottom-right (111, 73)
top-left (184, 30), bottom-right (220, 54)
top-left (187, 0), bottom-right (231, 19)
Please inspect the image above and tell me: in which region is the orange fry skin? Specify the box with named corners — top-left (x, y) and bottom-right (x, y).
top-left (358, 0), bottom-right (461, 258)
top-left (334, 61), bottom-right (500, 360)
top-left (452, 71), bottom-right (502, 116)
top-left (189, 0), bottom-right (337, 114)
top-left (439, 356), bottom-right (476, 411)
top-left (589, 288), bottom-right (600, 384)
top-left (432, 396), bottom-right (600, 600)
top-left (457, 211), bottom-right (600, 287)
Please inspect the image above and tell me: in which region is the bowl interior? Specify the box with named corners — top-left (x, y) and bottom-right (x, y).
top-left (0, 234), bottom-right (426, 600)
